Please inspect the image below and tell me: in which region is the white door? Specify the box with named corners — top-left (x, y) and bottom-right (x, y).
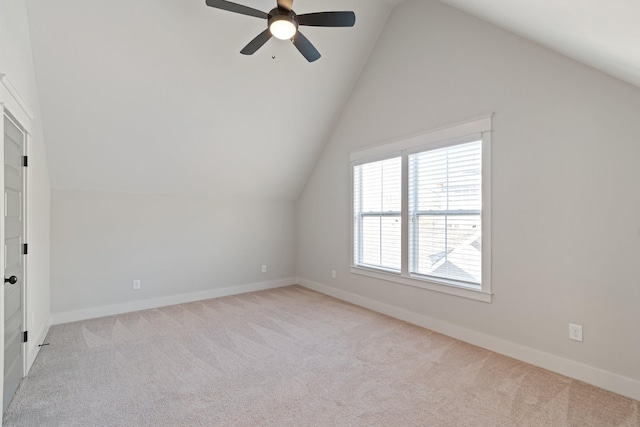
top-left (3, 114), bottom-right (25, 412)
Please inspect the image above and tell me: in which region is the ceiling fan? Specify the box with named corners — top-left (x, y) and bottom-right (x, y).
top-left (205, 0), bottom-right (356, 62)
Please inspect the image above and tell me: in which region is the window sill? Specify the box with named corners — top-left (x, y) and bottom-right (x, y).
top-left (350, 266), bottom-right (492, 303)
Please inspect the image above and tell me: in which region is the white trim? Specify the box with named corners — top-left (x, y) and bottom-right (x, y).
top-left (349, 266), bottom-right (492, 302)
top-left (350, 150), bottom-right (402, 167)
top-left (482, 130), bottom-right (492, 295)
top-left (350, 114), bottom-right (492, 163)
top-left (0, 74), bottom-right (35, 423)
top-left (26, 314), bottom-right (51, 373)
top-left (0, 105), bottom-right (5, 415)
top-left (298, 278), bottom-right (640, 401)
top-left (0, 74), bottom-right (35, 127)
top-left (21, 122), bottom-right (29, 378)
top-left (51, 278), bottom-right (297, 325)
top-left (404, 133), bottom-right (482, 157)
top-left (400, 153), bottom-right (409, 275)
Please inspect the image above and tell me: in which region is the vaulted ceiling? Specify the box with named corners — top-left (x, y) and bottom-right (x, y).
top-left (26, 0), bottom-right (640, 200)
top-left (26, 0), bottom-right (400, 200)
top-left (439, 0), bottom-right (640, 89)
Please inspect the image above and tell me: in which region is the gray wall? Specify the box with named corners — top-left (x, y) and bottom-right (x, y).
top-left (51, 191), bottom-right (296, 314)
top-left (298, 0), bottom-right (640, 384)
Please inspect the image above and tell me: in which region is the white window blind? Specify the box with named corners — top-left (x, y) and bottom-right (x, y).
top-left (409, 140), bottom-right (482, 285)
top-left (353, 157), bottom-right (402, 271)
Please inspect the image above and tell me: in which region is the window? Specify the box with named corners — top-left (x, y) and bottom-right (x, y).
top-left (409, 140), bottom-right (482, 285)
top-left (350, 116), bottom-right (492, 302)
top-left (353, 157), bottom-right (402, 272)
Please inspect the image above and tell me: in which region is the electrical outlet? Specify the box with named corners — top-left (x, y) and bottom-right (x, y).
top-left (261, 265), bottom-right (267, 273)
top-left (133, 279), bottom-right (141, 290)
top-left (569, 323), bottom-right (583, 342)
top-left (331, 270), bottom-right (336, 279)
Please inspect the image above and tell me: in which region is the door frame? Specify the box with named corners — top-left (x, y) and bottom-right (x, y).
top-left (3, 110), bottom-right (29, 371)
top-left (0, 74), bottom-right (34, 418)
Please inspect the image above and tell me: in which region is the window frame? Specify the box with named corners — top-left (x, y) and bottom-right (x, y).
top-left (352, 154), bottom-right (403, 273)
top-left (349, 115), bottom-right (492, 303)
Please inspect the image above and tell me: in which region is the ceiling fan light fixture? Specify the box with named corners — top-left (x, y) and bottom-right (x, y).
top-left (206, 0), bottom-right (356, 62)
top-left (269, 16), bottom-right (297, 40)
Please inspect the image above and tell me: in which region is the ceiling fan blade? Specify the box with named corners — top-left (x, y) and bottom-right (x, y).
top-left (291, 31), bottom-right (321, 62)
top-left (276, 0), bottom-right (293, 12)
top-left (205, 0), bottom-right (268, 19)
top-left (240, 29), bottom-right (272, 55)
top-left (297, 11), bottom-right (355, 27)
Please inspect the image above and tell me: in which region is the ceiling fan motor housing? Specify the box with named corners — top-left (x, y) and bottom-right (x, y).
top-left (268, 8), bottom-right (298, 39)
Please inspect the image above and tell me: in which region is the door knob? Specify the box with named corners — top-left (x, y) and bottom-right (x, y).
top-left (4, 276), bottom-right (17, 284)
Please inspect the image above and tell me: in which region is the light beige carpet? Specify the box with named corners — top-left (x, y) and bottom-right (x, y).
top-left (4, 286), bottom-right (639, 426)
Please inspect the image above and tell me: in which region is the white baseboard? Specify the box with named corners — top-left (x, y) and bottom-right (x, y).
top-left (52, 278), bottom-right (297, 325)
top-left (299, 277), bottom-right (640, 401)
top-left (26, 314), bottom-right (52, 373)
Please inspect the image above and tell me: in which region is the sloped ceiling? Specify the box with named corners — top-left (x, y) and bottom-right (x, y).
top-left (27, 0), bottom-right (640, 201)
top-left (26, 0), bottom-right (399, 200)
top-left (439, 0), bottom-right (640, 89)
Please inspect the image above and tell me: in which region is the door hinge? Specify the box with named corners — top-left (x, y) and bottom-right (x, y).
top-left (23, 243), bottom-right (28, 255)
top-left (23, 331), bottom-right (28, 343)
top-left (23, 156), bottom-right (28, 167)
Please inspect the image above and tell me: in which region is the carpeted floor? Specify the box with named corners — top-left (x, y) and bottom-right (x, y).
top-left (4, 285), bottom-right (639, 426)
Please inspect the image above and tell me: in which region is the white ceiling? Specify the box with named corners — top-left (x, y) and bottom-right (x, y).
top-left (26, 0), bottom-right (398, 200)
top-left (26, 0), bottom-right (640, 200)
top-left (439, 0), bottom-right (640, 88)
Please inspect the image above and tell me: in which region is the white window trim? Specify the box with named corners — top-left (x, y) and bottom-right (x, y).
top-left (350, 114), bottom-right (492, 303)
